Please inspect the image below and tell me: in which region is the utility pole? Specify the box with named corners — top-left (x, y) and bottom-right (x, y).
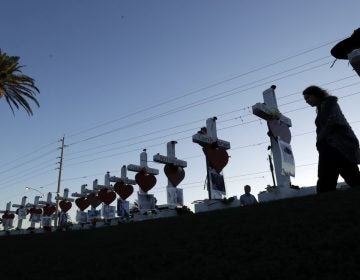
top-left (54, 136), bottom-right (65, 228)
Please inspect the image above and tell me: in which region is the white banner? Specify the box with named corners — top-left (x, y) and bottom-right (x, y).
top-left (87, 210), bottom-right (101, 222)
top-left (167, 187), bottom-right (184, 205)
top-left (138, 193), bottom-right (155, 211)
top-left (76, 211), bottom-right (88, 223)
top-left (209, 169), bottom-right (226, 199)
top-left (30, 214), bottom-right (41, 223)
top-left (2, 219), bottom-right (14, 228)
top-left (41, 216), bottom-right (52, 227)
top-left (117, 200), bottom-right (130, 218)
top-left (278, 139), bottom-right (295, 177)
top-left (102, 205), bottom-right (116, 219)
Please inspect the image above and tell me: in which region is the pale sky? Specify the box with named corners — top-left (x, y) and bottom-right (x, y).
top-left (1, 0), bottom-right (360, 224)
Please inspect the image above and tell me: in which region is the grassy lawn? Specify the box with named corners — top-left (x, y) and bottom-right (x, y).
top-left (1, 188), bottom-right (360, 279)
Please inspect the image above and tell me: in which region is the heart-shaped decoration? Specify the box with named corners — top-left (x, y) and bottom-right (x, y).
top-left (75, 197), bottom-right (90, 211)
top-left (114, 182), bottom-right (134, 200)
top-left (29, 207), bottom-right (42, 215)
top-left (43, 205), bottom-right (56, 216)
top-left (164, 164), bottom-right (185, 187)
top-left (87, 193), bottom-right (102, 208)
top-left (2, 212), bottom-right (15, 219)
top-left (203, 146), bottom-right (229, 173)
top-left (98, 189), bottom-right (116, 205)
top-left (59, 200), bottom-right (72, 213)
top-left (135, 172), bottom-right (157, 193)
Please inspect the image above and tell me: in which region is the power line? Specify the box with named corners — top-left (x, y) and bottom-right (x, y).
top-left (0, 148), bottom-right (58, 177)
top-left (60, 75), bottom-right (360, 162)
top-left (67, 58), bottom-right (331, 147)
top-left (65, 39), bottom-right (338, 139)
top-left (2, 90), bottom-right (359, 190)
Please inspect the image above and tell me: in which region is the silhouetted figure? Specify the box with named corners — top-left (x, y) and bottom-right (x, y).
top-left (239, 185), bottom-right (258, 206)
top-left (331, 28), bottom-right (360, 59)
top-left (331, 28), bottom-right (360, 77)
top-left (303, 86), bottom-right (360, 193)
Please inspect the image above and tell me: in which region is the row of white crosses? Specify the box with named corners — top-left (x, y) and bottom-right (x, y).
top-left (3, 188), bottom-right (73, 231)
top-left (71, 166), bottom-right (137, 223)
top-left (69, 141), bottom-right (188, 220)
top-left (0, 97), bottom-right (295, 232)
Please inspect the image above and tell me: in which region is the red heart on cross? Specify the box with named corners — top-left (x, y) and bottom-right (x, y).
top-left (43, 205), bottom-right (56, 216)
top-left (59, 200), bottom-right (72, 213)
top-left (87, 193), bottom-right (102, 208)
top-left (203, 146), bottom-right (229, 173)
top-left (114, 182), bottom-right (134, 200)
top-left (2, 213), bottom-right (15, 219)
top-left (29, 207), bottom-right (42, 215)
top-left (164, 164), bottom-right (185, 187)
top-left (75, 197), bottom-right (90, 211)
top-left (135, 172), bottom-right (157, 193)
top-left (98, 189), bottom-right (116, 205)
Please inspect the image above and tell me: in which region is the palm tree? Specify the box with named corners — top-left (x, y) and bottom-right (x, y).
top-left (0, 49), bottom-right (39, 115)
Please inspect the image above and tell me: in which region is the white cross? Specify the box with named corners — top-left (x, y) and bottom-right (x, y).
top-left (26, 196), bottom-right (42, 228)
top-left (252, 85), bottom-right (294, 189)
top-left (192, 117), bottom-right (230, 200)
top-left (56, 188), bottom-right (75, 202)
top-left (39, 192), bottom-right (56, 206)
top-left (109, 165), bottom-right (136, 185)
top-left (0, 202), bottom-right (16, 231)
top-left (12, 196), bottom-right (28, 229)
top-left (128, 149), bottom-right (159, 175)
top-left (71, 184), bottom-right (92, 198)
top-left (127, 149), bottom-right (159, 194)
top-left (153, 141), bottom-right (187, 205)
top-left (192, 117), bottom-right (230, 149)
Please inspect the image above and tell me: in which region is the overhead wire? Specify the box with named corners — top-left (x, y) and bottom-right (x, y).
top-left (61, 91), bottom-right (360, 172)
top-left (65, 39), bottom-right (340, 139)
top-left (2, 87), bottom-right (359, 191)
top-left (67, 57), bottom-right (332, 147)
top-left (0, 37), bottom-right (354, 199)
top-left (0, 40), bottom-right (343, 180)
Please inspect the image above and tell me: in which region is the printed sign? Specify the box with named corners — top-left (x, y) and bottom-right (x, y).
top-left (58, 211), bottom-right (68, 226)
top-left (117, 199), bottom-right (130, 218)
top-left (138, 193), bottom-right (155, 211)
top-left (30, 214), bottom-right (41, 223)
top-left (209, 169), bottom-right (226, 199)
top-left (2, 218), bottom-right (14, 228)
top-left (41, 216), bottom-right (52, 227)
top-left (101, 204), bottom-right (116, 219)
top-left (76, 211), bottom-right (88, 223)
top-left (87, 209), bottom-right (101, 222)
top-left (278, 139), bottom-right (295, 177)
top-left (167, 187), bottom-right (184, 205)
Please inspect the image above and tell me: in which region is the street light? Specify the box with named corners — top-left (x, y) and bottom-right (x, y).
top-left (25, 187), bottom-right (44, 197)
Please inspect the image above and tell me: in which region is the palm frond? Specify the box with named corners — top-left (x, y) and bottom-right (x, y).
top-left (0, 49), bottom-right (40, 115)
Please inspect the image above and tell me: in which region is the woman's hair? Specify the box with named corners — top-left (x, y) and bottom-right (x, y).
top-left (303, 85), bottom-right (329, 100)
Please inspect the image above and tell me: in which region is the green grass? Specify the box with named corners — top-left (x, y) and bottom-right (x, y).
top-left (1, 188), bottom-right (360, 279)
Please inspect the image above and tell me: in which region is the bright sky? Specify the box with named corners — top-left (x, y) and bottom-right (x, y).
top-left (1, 0), bottom-right (360, 223)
